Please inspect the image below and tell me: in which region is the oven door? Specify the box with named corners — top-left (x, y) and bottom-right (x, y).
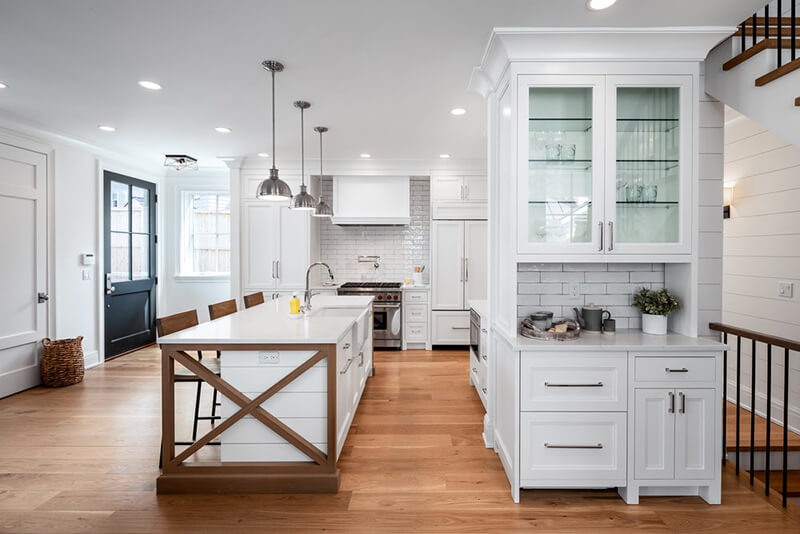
top-left (373, 303), bottom-right (401, 347)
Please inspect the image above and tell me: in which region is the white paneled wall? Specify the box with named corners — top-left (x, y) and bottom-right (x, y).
top-left (319, 177), bottom-right (430, 282)
top-left (723, 108), bottom-right (800, 433)
top-left (517, 263), bottom-right (665, 330)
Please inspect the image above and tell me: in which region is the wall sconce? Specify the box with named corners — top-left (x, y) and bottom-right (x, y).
top-left (723, 184), bottom-right (734, 219)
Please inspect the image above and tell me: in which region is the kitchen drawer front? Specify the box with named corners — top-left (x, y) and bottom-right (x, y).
top-left (404, 304), bottom-right (428, 323)
top-left (405, 323), bottom-right (428, 342)
top-left (405, 291), bottom-right (429, 304)
top-left (520, 353), bottom-right (627, 412)
top-left (520, 412), bottom-right (626, 484)
top-left (634, 356), bottom-right (715, 383)
top-left (431, 311), bottom-right (470, 344)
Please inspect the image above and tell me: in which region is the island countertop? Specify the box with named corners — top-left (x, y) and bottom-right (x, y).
top-left (513, 329), bottom-right (727, 352)
top-left (158, 295), bottom-right (374, 345)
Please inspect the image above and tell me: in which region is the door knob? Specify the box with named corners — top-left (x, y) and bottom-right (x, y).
top-left (37, 292), bottom-right (49, 303)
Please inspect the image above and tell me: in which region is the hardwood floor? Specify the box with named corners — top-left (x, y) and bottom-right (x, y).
top-left (1, 347), bottom-right (799, 532)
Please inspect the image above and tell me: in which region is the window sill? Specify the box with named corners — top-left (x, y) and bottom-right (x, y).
top-left (173, 274), bottom-right (231, 283)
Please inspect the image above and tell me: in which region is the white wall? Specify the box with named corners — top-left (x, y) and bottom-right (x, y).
top-left (162, 173), bottom-right (231, 323)
top-left (723, 107), bottom-right (800, 433)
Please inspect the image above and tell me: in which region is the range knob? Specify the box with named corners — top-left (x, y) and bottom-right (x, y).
top-left (377, 295), bottom-right (383, 300)
top-left (393, 295), bottom-right (398, 300)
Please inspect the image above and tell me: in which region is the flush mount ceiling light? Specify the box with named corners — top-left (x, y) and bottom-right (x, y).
top-left (258, 152), bottom-right (270, 158)
top-left (450, 108), bottom-right (466, 116)
top-left (587, 0), bottom-right (617, 10)
top-left (360, 153), bottom-right (371, 159)
top-left (164, 154), bottom-right (198, 171)
top-left (313, 126), bottom-right (333, 218)
top-left (256, 60), bottom-right (293, 201)
top-left (439, 154), bottom-right (451, 159)
top-left (215, 126), bottom-right (232, 133)
top-left (290, 101), bottom-right (317, 211)
top-left (98, 125), bottom-right (116, 132)
top-left (138, 80), bottom-right (162, 90)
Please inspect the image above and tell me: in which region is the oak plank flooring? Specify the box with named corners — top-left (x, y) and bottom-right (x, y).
top-left (0, 346), bottom-right (799, 532)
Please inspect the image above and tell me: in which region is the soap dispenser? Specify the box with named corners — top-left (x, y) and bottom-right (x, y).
top-left (290, 292), bottom-right (300, 315)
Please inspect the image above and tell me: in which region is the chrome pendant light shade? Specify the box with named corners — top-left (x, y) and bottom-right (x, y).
top-left (290, 101), bottom-right (317, 211)
top-left (256, 60), bottom-right (293, 201)
top-left (312, 126), bottom-right (334, 217)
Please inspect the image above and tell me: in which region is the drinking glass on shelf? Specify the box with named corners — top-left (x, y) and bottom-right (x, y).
top-left (562, 144), bottom-right (576, 160)
top-left (545, 144), bottom-right (562, 160)
top-left (626, 179), bottom-right (643, 202)
top-left (644, 185), bottom-right (658, 203)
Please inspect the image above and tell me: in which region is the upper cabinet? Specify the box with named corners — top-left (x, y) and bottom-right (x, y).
top-left (431, 174), bottom-right (488, 220)
top-left (517, 74), bottom-right (692, 257)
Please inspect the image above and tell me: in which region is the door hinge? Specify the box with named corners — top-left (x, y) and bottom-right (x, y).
top-left (155, 276), bottom-right (159, 285)
top-left (154, 193), bottom-right (158, 203)
top-left (154, 235), bottom-right (158, 244)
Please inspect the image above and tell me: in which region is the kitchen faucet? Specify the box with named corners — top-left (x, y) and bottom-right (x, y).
top-left (304, 261), bottom-right (335, 311)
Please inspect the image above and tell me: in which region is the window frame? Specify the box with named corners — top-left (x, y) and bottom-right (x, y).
top-left (176, 190), bottom-right (232, 280)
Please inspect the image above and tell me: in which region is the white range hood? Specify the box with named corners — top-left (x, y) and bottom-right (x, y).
top-left (331, 176), bottom-right (410, 225)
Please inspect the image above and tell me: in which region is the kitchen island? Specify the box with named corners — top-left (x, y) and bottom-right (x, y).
top-left (156, 295), bottom-right (373, 494)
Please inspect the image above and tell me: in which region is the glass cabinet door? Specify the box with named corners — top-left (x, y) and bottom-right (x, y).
top-left (519, 76), bottom-right (605, 254)
top-left (606, 76), bottom-right (691, 254)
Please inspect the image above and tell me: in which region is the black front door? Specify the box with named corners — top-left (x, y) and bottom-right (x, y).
top-left (103, 171), bottom-right (157, 358)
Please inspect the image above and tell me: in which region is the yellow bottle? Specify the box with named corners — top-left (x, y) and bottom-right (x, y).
top-left (290, 292), bottom-right (300, 315)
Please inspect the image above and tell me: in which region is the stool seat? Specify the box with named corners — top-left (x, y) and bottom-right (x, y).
top-left (174, 358), bottom-right (220, 381)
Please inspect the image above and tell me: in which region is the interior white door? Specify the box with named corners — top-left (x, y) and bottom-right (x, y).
top-left (431, 175), bottom-right (463, 201)
top-left (277, 206), bottom-right (309, 289)
top-left (674, 388), bottom-right (716, 480)
top-left (634, 388), bottom-right (675, 480)
top-left (463, 175), bottom-right (488, 201)
top-left (0, 143), bottom-right (48, 398)
top-left (242, 204), bottom-right (277, 290)
top-left (431, 220), bottom-right (465, 310)
top-left (464, 220), bottom-right (488, 304)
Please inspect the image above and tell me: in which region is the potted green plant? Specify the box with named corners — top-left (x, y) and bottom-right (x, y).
top-left (632, 287), bottom-right (680, 335)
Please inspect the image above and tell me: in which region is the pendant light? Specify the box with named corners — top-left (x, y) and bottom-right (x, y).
top-left (290, 100), bottom-right (317, 211)
top-left (312, 126), bottom-right (334, 217)
top-left (256, 60), bottom-right (293, 201)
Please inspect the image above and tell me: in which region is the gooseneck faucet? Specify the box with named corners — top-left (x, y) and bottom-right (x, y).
top-left (304, 261), bottom-right (335, 311)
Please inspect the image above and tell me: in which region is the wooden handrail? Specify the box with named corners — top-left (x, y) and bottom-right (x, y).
top-left (709, 322), bottom-right (800, 352)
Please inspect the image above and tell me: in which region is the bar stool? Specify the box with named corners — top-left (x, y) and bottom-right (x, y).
top-left (208, 299), bottom-right (237, 320)
top-left (243, 292), bottom-right (265, 309)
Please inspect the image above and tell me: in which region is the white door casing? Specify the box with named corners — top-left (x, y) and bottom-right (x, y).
top-left (0, 143), bottom-right (48, 398)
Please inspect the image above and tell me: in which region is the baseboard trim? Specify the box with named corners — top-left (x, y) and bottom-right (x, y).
top-left (83, 350), bottom-right (100, 369)
top-left (0, 365), bottom-right (41, 399)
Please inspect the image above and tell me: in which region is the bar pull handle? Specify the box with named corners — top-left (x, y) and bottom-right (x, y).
top-left (271, 260), bottom-right (277, 279)
top-left (342, 343), bottom-right (351, 350)
top-left (679, 391), bottom-right (686, 414)
top-left (358, 351), bottom-right (364, 367)
top-left (465, 258), bottom-right (469, 282)
top-left (544, 443), bottom-right (603, 449)
top-left (451, 326), bottom-right (470, 330)
top-left (544, 382), bottom-right (603, 388)
top-left (481, 387), bottom-right (487, 394)
top-left (598, 221), bottom-right (604, 252)
top-left (482, 353), bottom-right (487, 361)
top-left (276, 260), bottom-right (280, 279)
top-left (340, 357), bottom-right (354, 374)
top-left (472, 367), bottom-right (478, 373)
top-left (608, 221), bottom-right (614, 251)
top-left (665, 367), bottom-right (689, 373)
top-left (668, 391), bottom-right (675, 413)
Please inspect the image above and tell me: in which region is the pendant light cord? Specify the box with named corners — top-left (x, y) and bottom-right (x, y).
top-left (271, 68), bottom-right (276, 171)
top-left (319, 130), bottom-right (323, 177)
top-left (300, 106), bottom-right (305, 187)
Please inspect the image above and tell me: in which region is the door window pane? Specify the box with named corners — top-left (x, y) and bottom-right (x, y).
top-left (528, 87), bottom-right (593, 244)
top-left (615, 87), bottom-right (680, 243)
top-left (132, 233), bottom-right (149, 280)
top-left (110, 231), bottom-right (129, 281)
top-left (110, 181), bottom-right (129, 232)
top-left (131, 186), bottom-right (149, 233)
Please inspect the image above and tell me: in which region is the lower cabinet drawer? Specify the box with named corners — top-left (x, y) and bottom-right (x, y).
top-left (404, 304), bottom-right (428, 323)
top-left (405, 323), bottom-right (428, 342)
top-left (431, 311), bottom-right (470, 344)
top-left (520, 412), bottom-right (626, 485)
top-left (634, 356), bottom-right (715, 383)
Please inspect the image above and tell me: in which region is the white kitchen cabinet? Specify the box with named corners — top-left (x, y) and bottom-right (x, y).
top-left (431, 311), bottom-right (470, 345)
top-left (463, 175), bottom-right (488, 202)
top-left (277, 205), bottom-right (310, 288)
top-left (431, 175), bottom-right (487, 202)
top-left (633, 388), bottom-right (675, 480)
top-left (431, 220), bottom-right (487, 311)
top-left (674, 388), bottom-right (716, 480)
top-left (402, 288), bottom-right (430, 350)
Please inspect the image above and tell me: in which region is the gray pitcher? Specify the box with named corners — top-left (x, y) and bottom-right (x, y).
top-left (574, 304), bottom-right (611, 333)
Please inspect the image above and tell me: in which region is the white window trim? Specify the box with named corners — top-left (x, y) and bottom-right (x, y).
top-left (177, 190), bottom-right (231, 278)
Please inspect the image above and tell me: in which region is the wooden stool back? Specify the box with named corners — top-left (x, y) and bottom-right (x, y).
top-left (208, 299), bottom-right (237, 320)
top-left (156, 309), bottom-right (199, 337)
top-left (243, 292), bottom-right (265, 309)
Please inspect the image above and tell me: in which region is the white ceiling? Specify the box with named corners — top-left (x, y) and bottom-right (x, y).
top-left (0, 0), bottom-right (763, 169)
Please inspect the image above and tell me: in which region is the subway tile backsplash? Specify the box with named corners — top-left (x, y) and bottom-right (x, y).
top-left (318, 177), bottom-right (430, 283)
top-left (517, 263), bottom-right (665, 330)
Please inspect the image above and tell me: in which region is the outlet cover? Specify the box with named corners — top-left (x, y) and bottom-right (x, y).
top-left (568, 282), bottom-right (580, 298)
top-left (258, 351), bottom-right (280, 364)
top-left (778, 281), bottom-right (794, 298)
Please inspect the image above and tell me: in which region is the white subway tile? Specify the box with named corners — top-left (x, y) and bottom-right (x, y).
top-left (630, 272), bottom-right (665, 283)
top-left (541, 271), bottom-right (585, 283)
top-left (585, 271), bottom-right (629, 283)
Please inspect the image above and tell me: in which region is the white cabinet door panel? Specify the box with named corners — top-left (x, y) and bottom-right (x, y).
top-left (463, 175), bottom-right (488, 201)
top-left (431, 175), bottom-right (463, 201)
top-left (675, 388), bottom-right (715, 480)
top-left (634, 388), bottom-right (675, 480)
top-left (464, 220), bottom-right (488, 304)
top-left (243, 204), bottom-right (277, 290)
top-left (277, 206), bottom-right (310, 289)
top-left (431, 220), bottom-right (465, 310)
top-left (431, 311), bottom-right (470, 344)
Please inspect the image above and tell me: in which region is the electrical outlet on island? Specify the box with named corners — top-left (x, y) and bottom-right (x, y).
top-left (258, 351), bottom-right (280, 364)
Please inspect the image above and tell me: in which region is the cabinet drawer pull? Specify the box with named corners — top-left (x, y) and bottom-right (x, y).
top-left (665, 367), bottom-right (689, 373)
top-left (358, 351), bottom-right (364, 367)
top-left (451, 326), bottom-right (470, 330)
top-left (481, 387), bottom-right (488, 394)
top-left (342, 343), bottom-right (351, 350)
top-left (544, 382), bottom-right (603, 388)
top-left (668, 391), bottom-right (675, 413)
top-left (544, 443), bottom-right (603, 449)
top-left (340, 357), bottom-right (354, 374)
top-left (482, 353), bottom-right (487, 361)
top-left (472, 367), bottom-right (478, 373)
top-left (679, 391), bottom-right (686, 414)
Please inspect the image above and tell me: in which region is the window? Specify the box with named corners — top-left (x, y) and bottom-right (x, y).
top-left (180, 192), bottom-right (231, 275)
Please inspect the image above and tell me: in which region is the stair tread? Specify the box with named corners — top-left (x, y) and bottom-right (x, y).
top-left (756, 55), bottom-right (800, 86)
top-left (753, 470), bottom-right (800, 496)
top-left (725, 401), bottom-right (800, 452)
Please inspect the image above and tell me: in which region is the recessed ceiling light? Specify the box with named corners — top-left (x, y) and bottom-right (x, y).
top-left (215, 127), bottom-right (232, 133)
top-left (439, 154), bottom-right (451, 159)
top-left (360, 153), bottom-right (371, 158)
top-left (450, 108), bottom-right (466, 116)
top-left (0, 82), bottom-right (7, 89)
top-left (217, 157), bottom-right (235, 161)
top-left (137, 80), bottom-right (162, 90)
top-left (98, 125), bottom-right (116, 132)
top-left (258, 152), bottom-right (270, 158)
top-left (586, 0), bottom-right (617, 10)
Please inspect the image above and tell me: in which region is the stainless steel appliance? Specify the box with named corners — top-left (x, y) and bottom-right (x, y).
top-left (338, 282), bottom-right (402, 349)
top-left (469, 308), bottom-right (480, 359)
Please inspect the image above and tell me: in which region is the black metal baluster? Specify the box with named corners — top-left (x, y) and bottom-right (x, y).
top-left (778, 0), bottom-right (783, 68)
top-left (765, 343), bottom-right (772, 496)
top-left (741, 21), bottom-right (747, 53)
top-left (754, 13), bottom-right (759, 48)
top-left (723, 332), bottom-right (728, 464)
top-left (766, 4), bottom-right (771, 51)
top-left (793, 0), bottom-right (797, 61)
top-left (782, 347), bottom-right (789, 507)
top-left (736, 335), bottom-right (742, 474)
top-left (750, 339), bottom-right (756, 485)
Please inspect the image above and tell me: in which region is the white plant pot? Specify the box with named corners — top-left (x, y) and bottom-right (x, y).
top-left (641, 313), bottom-right (668, 335)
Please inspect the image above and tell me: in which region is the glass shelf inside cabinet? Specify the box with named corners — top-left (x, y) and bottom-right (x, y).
top-left (529, 118), bottom-right (592, 132)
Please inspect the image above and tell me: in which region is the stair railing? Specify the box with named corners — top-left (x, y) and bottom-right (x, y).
top-left (709, 322), bottom-right (800, 507)
top-left (739, 0), bottom-right (798, 68)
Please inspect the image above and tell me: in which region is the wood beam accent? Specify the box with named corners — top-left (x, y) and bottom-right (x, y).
top-left (755, 56), bottom-right (800, 86)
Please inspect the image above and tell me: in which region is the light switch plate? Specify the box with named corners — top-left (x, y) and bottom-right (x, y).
top-left (778, 281), bottom-right (794, 298)
top-left (258, 351), bottom-right (280, 364)
top-left (82, 269), bottom-right (91, 280)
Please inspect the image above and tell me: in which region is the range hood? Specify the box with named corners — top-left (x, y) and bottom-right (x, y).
top-left (331, 176), bottom-right (410, 225)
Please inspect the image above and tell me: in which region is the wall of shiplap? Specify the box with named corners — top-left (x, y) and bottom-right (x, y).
top-left (723, 107), bottom-right (800, 433)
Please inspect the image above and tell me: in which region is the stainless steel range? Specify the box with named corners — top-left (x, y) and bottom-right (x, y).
top-left (338, 282), bottom-right (402, 349)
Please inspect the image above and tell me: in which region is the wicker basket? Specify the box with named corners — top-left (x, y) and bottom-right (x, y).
top-left (40, 336), bottom-right (85, 387)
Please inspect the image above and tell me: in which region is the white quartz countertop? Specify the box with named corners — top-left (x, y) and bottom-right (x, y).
top-left (514, 329), bottom-right (727, 352)
top-left (158, 295), bottom-right (373, 345)
top-left (469, 299), bottom-right (489, 319)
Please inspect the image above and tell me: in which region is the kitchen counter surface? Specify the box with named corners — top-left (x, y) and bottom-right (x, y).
top-left (469, 299), bottom-right (489, 319)
top-left (514, 329), bottom-right (726, 352)
top-left (158, 295), bottom-right (373, 345)
top-left (403, 284), bottom-right (430, 290)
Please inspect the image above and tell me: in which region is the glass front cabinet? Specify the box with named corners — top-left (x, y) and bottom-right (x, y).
top-left (517, 74), bottom-right (692, 256)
